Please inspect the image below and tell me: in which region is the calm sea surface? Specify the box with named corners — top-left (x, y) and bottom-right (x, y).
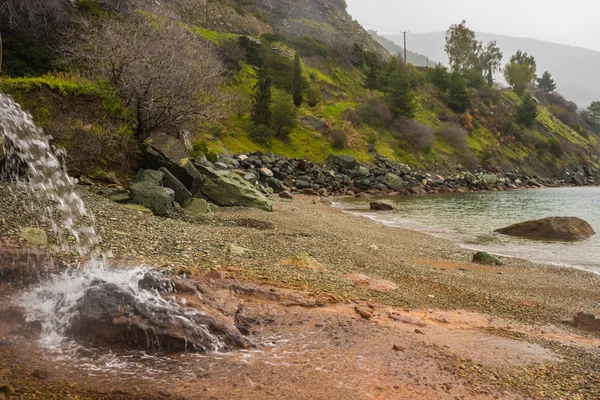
top-left (336, 187), bottom-right (600, 274)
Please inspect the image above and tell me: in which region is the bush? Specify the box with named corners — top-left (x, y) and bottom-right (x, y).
top-left (477, 85), bottom-right (500, 105)
top-left (250, 124), bottom-right (274, 145)
top-left (305, 85), bottom-right (323, 108)
top-left (547, 104), bottom-right (578, 127)
top-left (355, 97), bottom-right (393, 129)
top-left (216, 38), bottom-right (246, 71)
top-left (428, 65), bottom-right (450, 95)
top-left (289, 36), bottom-right (329, 57)
top-left (0, 31), bottom-right (57, 77)
top-left (391, 119), bottom-right (435, 151)
top-left (191, 140), bottom-right (218, 162)
top-left (548, 137), bottom-right (564, 157)
top-left (270, 90), bottom-right (298, 140)
top-left (447, 73), bottom-right (472, 113)
top-left (330, 129), bottom-right (348, 149)
top-left (459, 112), bottom-right (474, 131)
top-left (515, 94), bottom-right (538, 127)
top-left (465, 70), bottom-right (486, 89)
top-left (439, 123), bottom-right (469, 152)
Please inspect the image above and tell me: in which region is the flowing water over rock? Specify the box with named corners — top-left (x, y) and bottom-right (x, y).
top-left (0, 93), bottom-right (245, 352)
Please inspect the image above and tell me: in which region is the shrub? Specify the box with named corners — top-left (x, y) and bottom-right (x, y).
top-left (447, 73), bottom-right (472, 113)
top-left (305, 85), bottom-right (323, 108)
top-left (330, 129), bottom-right (348, 149)
top-left (191, 140), bottom-right (218, 162)
top-left (515, 94), bottom-right (538, 127)
top-left (459, 112), bottom-right (474, 131)
top-left (343, 107), bottom-right (359, 124)
top-left (439, 123), bottom-right (469, 152)
top-left (216, 38), bottom-right (246, 71)
top-left (548, 137), bottom-right (564, 157)
top-left (465, 69), bottom-right (486, 89)
top-left (289, 36), bottom-right (329, 57)
top-left (270, 90), bottom-right (298, 140)
top-left (0, 31), bottom-right (57, 77)
top-left (355, 97), bottom-right (393, 129)
top-left (547, 104), bottom-right (578, 127)
top-left (391, 119), bottom-right (435, 151)
top-left (477, 85), bottom-right (500, 105)
top-left (250, 124), bottom-right (274, 145)
top-left (428, 65), bottom-right (450, 95)
top-left (209, 124), bottom-right (225, 139)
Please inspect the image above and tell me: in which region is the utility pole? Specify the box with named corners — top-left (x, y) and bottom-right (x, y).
top-left (426, 56), bottom-right (429, 68)
top-left (401, 31), bottom-right (409, 64)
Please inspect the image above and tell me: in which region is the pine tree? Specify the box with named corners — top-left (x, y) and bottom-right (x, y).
top-left (292, 52), bottom-right (303, 107)
top-left (385, 63), bottom-right (416, 118)
top-left (516, 93), bottom-right (538, 127)
top-left (252, 63), bottom-right (273, 127)
top-left (447, 73), bottom-right (472, 113)
top-left (536, 71), bottom-right (557, 93)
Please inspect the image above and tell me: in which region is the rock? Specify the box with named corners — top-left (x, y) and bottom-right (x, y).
top-left (472, 251), bottom-right (503, 266)
top-left (344, 274), bottom-right (398, 292)
top-left (105, 191), bottom-right (131, 204)
top-left (213, 162), bottom-right (229, 170)
top-left (495, 217), bottom-right (595, 241)
top-left (144, 132), bottom-right (189, 170)
top-left (481, 174), bottom-right (498, 185)
top-left (70, 271), bottom-right (249, 352)
top-left (130, 181), bottom-right (175, 217)
top-left (123, 204), bottom-right (153, 214)
top-left (414, 329), bottom-right (425, 335)
top-left (266, 177), bottom-right (285, 193)
top-left (355, 307), bottom-right (373, 320)
top-left (179, 159), bottom-right (205, 197)
top-left (384, 173), bottom-right (405, 191)
top-left (301, 116), bottom-right (329, 132)
top-left (19, 227), bottom-right (47, 246)
top-left (159, 167), bottom-right (193, 205)
top-left (326, 154), bottom-right (357, 170)
top-left (410, 186), bottom-right (426, 195)
top-left (141, 169), bottom-right (164, 186)
top-left (573, 312), bottom-right (600, 331)
top-left (370, 200), bottom-right (397, 211)
top-left (259, 167), bottom-right (274, 177)
top-left (182, 198), bottom-right (215, 222)
top-left (393, 344), bottom-right (406, 351)
top-left (277, 253), bottom-right (325, 271)
top-left (0, 379), bottom-right (15, 396)
top-left (192, 161), bottom-right (273, 212)
top-left (228, 243), bottom-right (250, 257)
top-left (279, 191), bottom-right (293, 200)
top-left (574, 171), bottom-right (586, 186)
top-left (294, 179), bottom-right (311, 189)
top-left (32, 369), bottom-right (49, 379)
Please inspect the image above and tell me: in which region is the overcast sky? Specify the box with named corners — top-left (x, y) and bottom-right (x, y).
top-left (346, 0), bottom-right (600, 51)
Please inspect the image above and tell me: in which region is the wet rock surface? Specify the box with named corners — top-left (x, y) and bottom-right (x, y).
top-left (495, 217), bottom-right (596, 241)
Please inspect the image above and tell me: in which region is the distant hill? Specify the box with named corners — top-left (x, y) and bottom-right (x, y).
top-left (386, 31), bottom-right (600, 108)
top-left (368, 30), bottom-right (438, 67)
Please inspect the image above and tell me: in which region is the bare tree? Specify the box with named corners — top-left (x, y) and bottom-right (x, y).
top-left (0, 0), bottom-right (73, 43)
top-left (76, 10), bottom-right (226, 139)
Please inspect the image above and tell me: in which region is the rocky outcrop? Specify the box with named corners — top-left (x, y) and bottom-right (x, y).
top-left (159, 167), bottom-right (192, 205)
top-left (495, 217), bottom-right (596, 241)
top-left (69, 271), bottom-right (250, 352)
top-left (130, 181), bottom-right (175, 217)
top-left (193, 160), bottom-right (273, 212)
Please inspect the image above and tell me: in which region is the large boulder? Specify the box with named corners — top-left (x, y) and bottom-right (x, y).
top-left (193, 161), bottom-right (273, 212)
top-left (326, 154), bottom-right (357, 171)
top-left (144, 132), bottom-right (189, 169)
top-left (130, 181), bottom-right (175, 217)
top-left (574, 172), bottom-right (586, 186)
top-left (70, 271), bottom-right (249, 352)
top-left (495, 217), bottom-right (595, 241)
top-left (159, 167), bottom-right (192, 205)
top-left (182, 198), bottom-right (217, 222)
top-left (370, 200), bottom-right (397, 211)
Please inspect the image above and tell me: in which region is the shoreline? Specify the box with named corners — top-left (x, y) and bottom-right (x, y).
top-left (2, 186), bottom-right (600, 398)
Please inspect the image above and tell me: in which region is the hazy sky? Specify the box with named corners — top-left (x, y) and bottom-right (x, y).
top-left (346, 0), bottom-right (600, 51)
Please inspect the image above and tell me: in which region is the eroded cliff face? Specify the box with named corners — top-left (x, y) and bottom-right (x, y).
top-left (201, 0), bottom-right (386, 55)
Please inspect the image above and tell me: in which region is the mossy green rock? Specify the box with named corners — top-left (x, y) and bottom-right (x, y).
top-left (130, 181), bottom-right (175, 217)
top-left (182, 198), bottom-right (215, 222)
top-left (19, 227), bottom-right (47, 246)
top-left (472, 251), bottom-right (503, 266)
top-left (123, 204), bottom-right (153, 214)
top-left (193, 161), bottom-right (273, 212)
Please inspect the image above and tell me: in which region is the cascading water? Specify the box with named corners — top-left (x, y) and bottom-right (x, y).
top-left (0, 93), bottom-right (241, 352)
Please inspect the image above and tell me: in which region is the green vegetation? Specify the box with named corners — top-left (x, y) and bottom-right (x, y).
top-left (537, 71), bottom-right (557, 93)
top-left (293, 52), bottom-right (303, 107)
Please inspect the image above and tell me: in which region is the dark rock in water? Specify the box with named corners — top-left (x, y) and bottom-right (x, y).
top-left (130, 181), bottom-right (175, 217)
top-left (70, 272), bottom-right (250, 352)
top-left (573, 312), bottom-right (600, 331)
top-left (159, 167), bottom-right (192, 205)
top-left (370, 200), bottom-right (396, 211)
top-left (193, 160), bottom-right (273, 212)
top-left (472, 251), bottom-right (503, 266)
top-left (495, 217), bottom-right (595, 241)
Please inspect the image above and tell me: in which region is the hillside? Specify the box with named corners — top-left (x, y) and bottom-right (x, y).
top-left (368, 30), bottom-right (438, 68)
top-left (1, 0), bottom-right (599, 183)
top-left (386, 31), bottom-right (600, 108)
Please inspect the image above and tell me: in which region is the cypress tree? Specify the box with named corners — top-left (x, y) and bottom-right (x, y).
top-left (252, 63), bottom-right (273, 127)
top-left (536, 71), bottom-right (557, 93)
top-left (292, 52), bottom-right (303, 107)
